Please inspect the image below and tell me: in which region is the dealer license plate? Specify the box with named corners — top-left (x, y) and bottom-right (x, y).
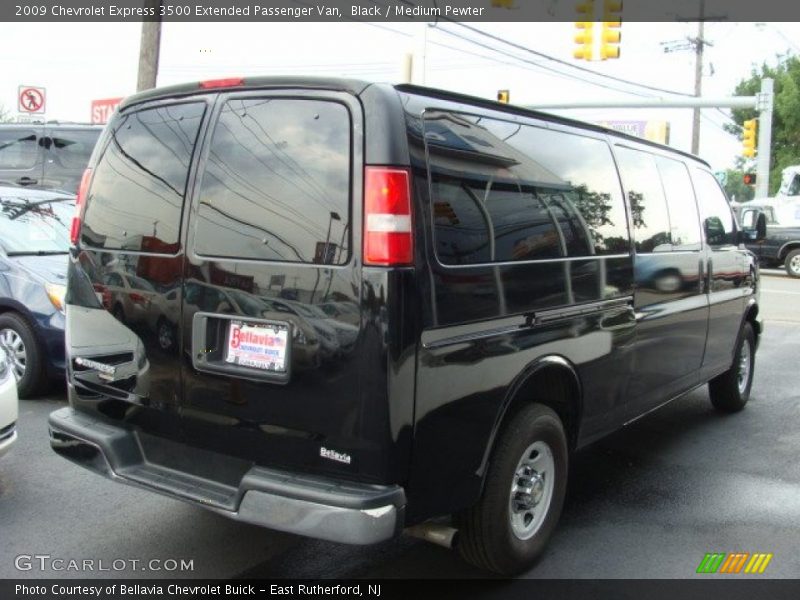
top-left (225, 320), bottom-right (289, 373)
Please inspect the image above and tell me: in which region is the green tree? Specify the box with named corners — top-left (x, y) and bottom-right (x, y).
top-left (722, 169), bottom-right (756, 202)
top-left (728, 54), bottom-right (800, 195)
top-left (0, 104), bottom-right (14, 123)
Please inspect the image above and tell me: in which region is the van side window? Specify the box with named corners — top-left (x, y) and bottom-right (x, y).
top-left (615, 147), bottom-right (672, 253)
top-left (0, 129), bottom-right (39, 169)
top-left (194, 98), bottom-right (351, 265)
top-left (425, 112), bottom-right (629, 265)
top-left (656, 157), bottom-right (701, 251)
top-left (49, 130), bottom-right (101, 170)
top-left (81, 103), bottom-right (205, 252)
top-left (693, 169), bottom-right (736, 246)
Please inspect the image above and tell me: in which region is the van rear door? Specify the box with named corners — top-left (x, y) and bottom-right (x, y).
top-left (179, 90), bottom-right (370, 480)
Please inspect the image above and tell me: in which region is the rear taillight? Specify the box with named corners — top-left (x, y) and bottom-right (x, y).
top-left (129, 292), bottom-right (148, 306)
top-left (71, 168), bottom-right (92, 245)
top-left (199, 77), bottom-right (244, 89)
top-left (363, 167), bottom-right (413, 266)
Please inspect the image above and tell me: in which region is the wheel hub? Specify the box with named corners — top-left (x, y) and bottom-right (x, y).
top-left (0, 328), bottom-right (26, 382)
top-left (508, 441), bottom-right (555, 540)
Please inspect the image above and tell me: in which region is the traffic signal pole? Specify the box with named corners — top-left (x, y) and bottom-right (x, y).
top-left (755, 78), bottom-right (773, 198)
top-left (523, 78), bottom-right (774, 198)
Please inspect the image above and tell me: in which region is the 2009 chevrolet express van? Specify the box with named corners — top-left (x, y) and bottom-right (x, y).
top-left (49, 78), bottom-right (763, 575)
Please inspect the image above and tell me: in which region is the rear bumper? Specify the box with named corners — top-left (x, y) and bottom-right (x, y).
top-left (48, 406), bottom-right (404, 545)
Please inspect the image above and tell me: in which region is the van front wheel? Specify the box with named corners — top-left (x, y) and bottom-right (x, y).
top-left (456, 404), bottom-right (568, 575)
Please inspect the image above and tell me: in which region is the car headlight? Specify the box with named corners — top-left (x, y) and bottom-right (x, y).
top-left (45, 283), bottom-right (67, 314)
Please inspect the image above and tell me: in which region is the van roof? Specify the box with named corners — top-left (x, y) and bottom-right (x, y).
top-left (118, 76), bottom-right (708, 168)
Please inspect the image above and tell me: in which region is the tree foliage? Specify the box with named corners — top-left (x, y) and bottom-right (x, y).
top-left (728, 55), bottom-right (800, 195)
top-left (0, 105), bottom-right (14, 123)
top-left (722, 169), bottom-right (756, 202)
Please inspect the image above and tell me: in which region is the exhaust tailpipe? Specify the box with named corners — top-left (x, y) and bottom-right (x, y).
top-left (404, 523), bottom-right (458, 549)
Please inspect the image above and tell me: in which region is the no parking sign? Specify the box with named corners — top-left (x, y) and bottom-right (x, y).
top-left (18, 85), bottom-right (46, 114)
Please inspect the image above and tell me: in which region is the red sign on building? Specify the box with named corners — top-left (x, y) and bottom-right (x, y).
top-left (91, 97), bottom-right (123, 124)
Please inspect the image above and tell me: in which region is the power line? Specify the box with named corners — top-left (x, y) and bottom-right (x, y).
top-left (448, 21), bottom-right (695, 98)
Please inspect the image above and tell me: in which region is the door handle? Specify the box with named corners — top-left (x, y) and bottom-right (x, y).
top-left (17, 177), bottom-right (37, 186)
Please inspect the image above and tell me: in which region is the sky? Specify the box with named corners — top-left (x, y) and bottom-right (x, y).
top-left (0, 20), bottom-right (797, 171)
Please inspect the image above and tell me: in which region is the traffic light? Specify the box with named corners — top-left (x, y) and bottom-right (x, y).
top-left (497, 89), bottom-right (510, 103)
top-left (742, 119), bottom-right (757, 158)
top-left (574, 1), bottom-right (595, 61)
top-left (601, 0), bottom-right (622, 59)
top-left (743, 173), bottom-right (757, 186)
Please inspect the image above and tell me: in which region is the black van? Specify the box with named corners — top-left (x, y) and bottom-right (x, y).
top-left (49, 78), bottom-right (763, 575)
top-left (0, 123), bottom-right (102, 193)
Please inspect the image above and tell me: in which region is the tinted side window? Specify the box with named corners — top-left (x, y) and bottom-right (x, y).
top-left (194, 98), bottom-right (351, 264)
top-left (425, 112), bottom-right (629, 265)
top-left (0, 129), bottom-right (39, 169)
top-left (615, 147), bottom-right (672, 253)
top-left (656, 157), bottom-right (701, 251)
top-left (693, 169), bottom-right (736, 246)
top-left (49, 129), bottom-right (101, 170)
top-left (81, 103), bottom-right (205, 252)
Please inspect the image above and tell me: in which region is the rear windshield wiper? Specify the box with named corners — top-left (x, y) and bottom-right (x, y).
top-left (6, 250), bottom-right (69, 256)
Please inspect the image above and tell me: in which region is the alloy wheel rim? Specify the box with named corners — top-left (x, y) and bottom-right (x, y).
top-left (509, 440), bottom-right (555, 540)
top-left (158, 322), bottom-right (172, 349)
top-left (790, 254), bottom-right (800, 275)
top-left (737, 339), bottom-right (751, 395)
top-left (0, 328), bottom-right (26, 382)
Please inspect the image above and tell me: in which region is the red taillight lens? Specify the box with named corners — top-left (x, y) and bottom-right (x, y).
top-left (199, 77), bottom-right (244, 89)
top-left (129, 292), bottom-right (147, 306)
top-left (70, 168), bottom-right (92, 245)
top-left (363, 167), bottom-right (413, 266)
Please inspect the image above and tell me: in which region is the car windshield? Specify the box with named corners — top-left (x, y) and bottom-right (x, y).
top-left (286, 301), bottom-right (327, 319)
top-left (126, 275), bottom-right (156, 292)
top-left (0, 194), bottom-right (74, 253)
top-left (229, 290), bottom-right (267, 317)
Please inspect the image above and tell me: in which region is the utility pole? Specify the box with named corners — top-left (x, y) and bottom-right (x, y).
top-left (136, 1), bottom-right (162, 92)
top-left (691, 8), bottom-right (705, 155)
top-left (755, 78), bottom-right (774, 199)
top-left (662, 0), bottom-right (717, 155)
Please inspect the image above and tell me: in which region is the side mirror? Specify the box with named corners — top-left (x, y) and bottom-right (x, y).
top-left (739, 211), bottom-right (767, 243)
top-left (756, 212), bottom-right (767, 241)
top-left (704, 217), bottom-right (726, 245)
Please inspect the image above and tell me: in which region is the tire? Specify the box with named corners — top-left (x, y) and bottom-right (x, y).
top-left (785, 249), bottom-right (800, 278)
top-left (456, 404), bottom-right (568, 575)
top-left (156, 317), bottom-right (176, 352)
top-left (112, 303), bottom-right (125, 322)
top-left (709, 322), bottom-right (755, 413)
top-left (0, 312), bottom-right (46, 399)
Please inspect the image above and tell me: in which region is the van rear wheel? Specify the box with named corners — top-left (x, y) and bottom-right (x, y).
top-left (709, 322), bottom-right (755, 413)
top-left (456, 404), bottom-right (567, 575)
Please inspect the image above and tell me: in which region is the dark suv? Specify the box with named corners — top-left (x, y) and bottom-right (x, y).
top-left (49, 78), bottom-right (763, 575)
top-left (0, 123), bottom-right (102, 193)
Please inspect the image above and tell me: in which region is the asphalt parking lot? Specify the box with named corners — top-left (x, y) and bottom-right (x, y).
top-left (1, 272), bottom-right (798, 580)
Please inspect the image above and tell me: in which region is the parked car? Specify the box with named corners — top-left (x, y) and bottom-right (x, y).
top-left (0, 123), bottom-right (102, 193)
top-left (0, 346), bottom-right (18, 458)
top-left (0, 186), bottom-right (72, 397)
top-left (318, 300), bottom-right (361, 327)
top-left (102, 271), bottom-right (160, 326)
top-left (738, 205), bottom-right (800, 277)
top-left (50, 78), bottom-right (762, 575)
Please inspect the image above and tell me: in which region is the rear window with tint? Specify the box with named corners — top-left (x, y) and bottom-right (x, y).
top-left (0, 129), bottom-right (39, 170)
top-left (194, 98), bottom-right (351, 264)
top-left (81, 102), bottom-right (205, 252)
